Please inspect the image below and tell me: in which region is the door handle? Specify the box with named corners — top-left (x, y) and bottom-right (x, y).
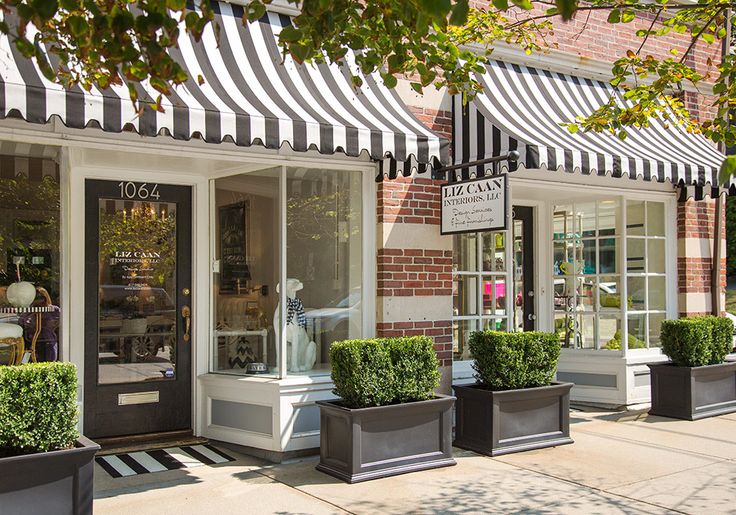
top-left (182, 305), bottom-right (191, 342)
top-left (528, 313), bottom-right (537, 321)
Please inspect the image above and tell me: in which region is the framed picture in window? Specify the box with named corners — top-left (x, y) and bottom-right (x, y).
top-left (219, 201), bottom-right (250, 293)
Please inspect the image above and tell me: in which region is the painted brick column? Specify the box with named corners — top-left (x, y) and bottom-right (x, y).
top-left (376, 176), bottom-right (455, 394)
top-left (677, 198), bottom-right (727, 316)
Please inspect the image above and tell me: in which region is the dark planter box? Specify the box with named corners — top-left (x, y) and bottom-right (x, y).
top-left (316, 395), bottom-right (456, 483)
top-left (649, 361), bottom-right (736, 421)
top-left (453, 382), bottom-right (574, 456)
top-left (0, 436), bottom-right (99, 515)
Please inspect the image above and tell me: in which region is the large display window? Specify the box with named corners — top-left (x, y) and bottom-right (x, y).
top-left (211, 166), bottom-right (365, 378)
top-left (0, 153), bottom-right (61, 365)
top-left (452, 193), bottom-right (672, 358)
top-left (553, 198), bottom-right (669, 351)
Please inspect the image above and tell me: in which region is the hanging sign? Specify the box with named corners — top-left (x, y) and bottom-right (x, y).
top-left (440, 174), bottom-right (508, 234)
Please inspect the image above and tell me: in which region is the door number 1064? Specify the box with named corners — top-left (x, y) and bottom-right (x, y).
top-left (118, 182), bottom-right (161, 200)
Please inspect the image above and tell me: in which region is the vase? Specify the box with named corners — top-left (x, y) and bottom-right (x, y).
top-left (7, 281), bottom-right (36, 308)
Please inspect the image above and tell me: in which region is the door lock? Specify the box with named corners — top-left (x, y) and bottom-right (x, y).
top-left (528, 290), bottom-right (534, 297)
top-left (182, 305), bottom-right (191, 342)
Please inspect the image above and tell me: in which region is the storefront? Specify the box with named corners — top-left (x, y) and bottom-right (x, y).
top-left (0, 4), bottom-right (448, 458)
top-left (448, 60), bottom-right (729, 406)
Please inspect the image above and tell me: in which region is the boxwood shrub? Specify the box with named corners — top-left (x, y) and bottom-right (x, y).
top-left (330, 336), bottom-right (440, 409)
top-left (0, 362), bottom-right (79, 457)
top-left (469, 331), bottom-right (560, 390)
top-left (661, 316), bottom-right (734, 367)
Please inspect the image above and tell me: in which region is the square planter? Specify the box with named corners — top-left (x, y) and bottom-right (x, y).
top-left (0, 436), bottom-right (99, 515)
top-left (453, 382), bottom-right (574, 456)
top-left (648, 361), bottom-right (736, 420)
top-left (316, 395), bottom-right (456, 483)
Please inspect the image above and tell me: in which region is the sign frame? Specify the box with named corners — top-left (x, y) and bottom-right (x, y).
top-left (440, 173), bottom-right (509, 235)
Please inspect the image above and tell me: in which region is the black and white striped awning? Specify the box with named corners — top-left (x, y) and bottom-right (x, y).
top-left (453, 61), bottom-right (732, 201)
top-left (0, 3), bottom-right (447, 172)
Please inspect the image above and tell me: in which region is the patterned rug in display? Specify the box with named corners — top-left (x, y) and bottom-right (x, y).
top-left (95, 444), bottom-right (235, 478)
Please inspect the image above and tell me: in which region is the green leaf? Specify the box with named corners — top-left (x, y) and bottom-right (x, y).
top-left (719, 155), bottom-right (736, 185)
top-left (493, 0), bottom-right (509, 10)
top-left (31, 0), bottom-right (59, 21)
top-left (67, 16), bottom-right (88, 37)
top-left (702, 33), bottom-right (715, 44)
top-left (418, 0), bottom-right (452, 18)
top-left (621, 9), bottom-right (635, 23)
top-left (279, 25), bottom-right (301, 43)
top-left (166, 0), bottom-right (187, 10)
top-left (449, 0), bottom-right (469, 26)
top-left (510, 0), bottom-right (533, 10)
top-left (556, 0), bottom-right (577, 21)
top-left (607, 9), bottom-right (621, 24)
top-left (381, 72), bottom-right (398, 88)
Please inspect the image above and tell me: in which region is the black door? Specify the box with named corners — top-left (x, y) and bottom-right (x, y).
top-left (513, 206), bottom-right (535, 331)
top-left (84, 180), bottom-right (192, 438)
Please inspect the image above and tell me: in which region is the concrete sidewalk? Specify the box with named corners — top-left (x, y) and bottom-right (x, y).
top-left (94, 409), bottom-right (736, 514)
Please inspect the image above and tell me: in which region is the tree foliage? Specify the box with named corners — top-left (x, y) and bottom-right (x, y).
top-left (0, 0), bottom-right (735, 166)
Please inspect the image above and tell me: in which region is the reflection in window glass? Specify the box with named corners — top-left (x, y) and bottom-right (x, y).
top-left (455, 275), bottom-right (478, 316)
top-left (576, 314), bottom-right (596, 349)
top-left (482, 276), bottom-right (506, 316)
top-left (599, 275), bottom-right (623, 310)
top-left (647, 239), bottom-right (666, 273)
top-left (626, 200), bottom-right (645, 236)
top-left (454, 233), bottom-right (477, 272)
top-left (628, 314), bottom-right (647, 347)
top-left (552, 198), bottom-right (668, 351)
top-left (626, 238), bottom-right (646, 272)
top-left (649, 313), bottom-right (666, 347)
top-left (286, 167), bottom-right (363, 376)
top-left (453, 319), bottom-right (477, 360)
top-left (647, 201), bottom-right (665, 237)
top-left (553, 205), bottom-right (573, 240)
top-left (453, 228), bottom-right (510, 359)
top-left (482, 233), bottom-right (505, 272)
top-left (98, 199), bottom-right (177, 384)
top-left (599, 238), bottom-right (618, 274)
top-left (577, 203), bottom-right (597, 237)
top-left (212, 169), bottom-right (280, 377)
top-left (598, 200), bottom-right (619, 236)
top-left (628, 277), bottom-right (646, 311)
top-left (0, 154), bottom-right (62, 366)
top-left (600, 315), bottom-right (623, 350)
top-left (581, 239), bottom-right (596, 275)
top-left (648, 276), bottom-right (666, 311)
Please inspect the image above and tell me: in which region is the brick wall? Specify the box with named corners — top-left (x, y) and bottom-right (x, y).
top-left (377, 248), bottom-right (453, 297)
top-left (375, 176), bottom-right (454, 378)
top-left (677, 198), bottom-right (727, 316)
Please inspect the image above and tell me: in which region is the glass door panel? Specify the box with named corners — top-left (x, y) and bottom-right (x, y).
top-left (97, 200), bottom-right (178, 384)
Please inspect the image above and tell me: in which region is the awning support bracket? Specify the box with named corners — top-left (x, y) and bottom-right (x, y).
top-left (432, 151), bottom-right (520, 181)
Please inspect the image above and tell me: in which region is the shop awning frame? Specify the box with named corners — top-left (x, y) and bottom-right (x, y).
top-left (0, 3), bottom-right (448, 172)
top-left (452, 60), bottom-right (731, 201)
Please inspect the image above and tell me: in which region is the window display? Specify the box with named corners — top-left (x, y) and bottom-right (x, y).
top-left (552, 198), bottom-right (668, 351)
top-left (211, 166), bottom-right (364, 378)
top-left (213, 169), bottom-right (279, 377)
top-left (286, 167), bottom-right (363, 376)
top-left (0, 154), bottom-right (61, 365)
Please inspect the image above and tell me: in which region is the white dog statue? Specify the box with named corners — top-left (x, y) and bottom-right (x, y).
top-left (274, 278), bottom-right (317, 372)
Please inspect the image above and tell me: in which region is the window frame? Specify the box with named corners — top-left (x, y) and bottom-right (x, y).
top-left (209, 163), bottom-right (376, 379)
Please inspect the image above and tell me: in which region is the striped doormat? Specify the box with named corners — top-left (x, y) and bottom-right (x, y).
top-left (96, 444), bottom-right (235, 478)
